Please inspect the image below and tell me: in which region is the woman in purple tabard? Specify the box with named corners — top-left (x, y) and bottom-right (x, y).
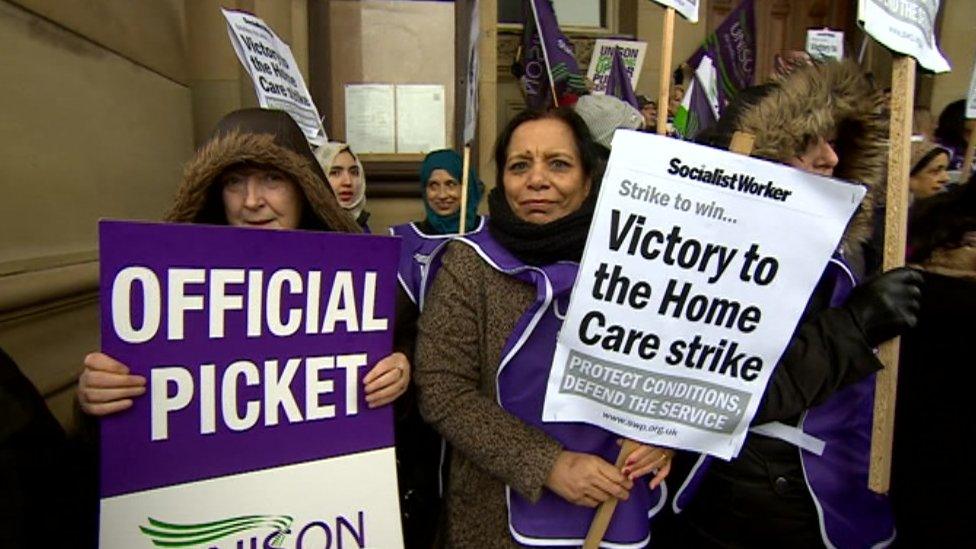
top-left (390, 149), bottom-right (486, 309)
top-left (670, 60), bottom-right (924, 548)
top-left (414, 108), bottom-right (674, 548)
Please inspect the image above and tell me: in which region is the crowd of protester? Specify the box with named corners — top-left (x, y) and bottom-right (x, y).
top-left (1, 43), bottom-right (974, 549)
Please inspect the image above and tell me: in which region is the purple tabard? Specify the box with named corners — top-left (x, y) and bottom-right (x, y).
top-left (389, 217), bottom-right (486, 309)
top-left (673, 256), bottom-right (894, 548)
top-left (433, 230), bottom-right (663, 548)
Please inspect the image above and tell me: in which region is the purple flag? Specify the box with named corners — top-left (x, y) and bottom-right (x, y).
top-left (673, 74), bottom-right (718, 139)
top-left (687, 0), bottom-right (756, 109)
top-left (605, 46), bottom-right (639, 109)
top-left (520, 0), bottom-right (587, 108)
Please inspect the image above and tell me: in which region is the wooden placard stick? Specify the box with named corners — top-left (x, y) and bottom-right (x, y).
top-left (582, 130), bottom-right (755, 549)
top-left (459, 145), bottom-right (472, 235)
top-left (656, 7), bottom-right (676, 136)
top-left (869, 55), bottom-right (915, 494)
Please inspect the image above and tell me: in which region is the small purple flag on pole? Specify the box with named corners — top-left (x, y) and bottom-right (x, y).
top-left (605, 46), bottom-right (639, 109)
top-left (686, 0), bottom-right (756, 110)
top-left (520, 0), bottom-right (587, 109)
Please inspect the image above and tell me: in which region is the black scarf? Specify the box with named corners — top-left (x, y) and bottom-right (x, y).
top-left (487, 182), bottom-right (599, 266)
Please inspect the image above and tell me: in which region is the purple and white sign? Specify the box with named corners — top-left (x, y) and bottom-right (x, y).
top-left (98, 221), bottom-right (403, 549)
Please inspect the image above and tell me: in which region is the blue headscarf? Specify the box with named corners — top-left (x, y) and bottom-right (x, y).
top-left (420, 149), bottom-right (483, 234)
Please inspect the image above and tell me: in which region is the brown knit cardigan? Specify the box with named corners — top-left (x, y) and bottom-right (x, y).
top-left (415, 242), bottom-right (565, 548)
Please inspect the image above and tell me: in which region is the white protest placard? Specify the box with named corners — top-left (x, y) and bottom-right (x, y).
top-left (586, 40), bottom-right (648, 95)
top-left (806, 28), bottom-right (844, 60)
top-left (649, 0), bottom-right (700, 23)
top-left (222, 9), bottom-right (327, 145)
top-left (542, 132), bottom-right (865, 459)
top-left (857, 0), bottom-right (949, 73)
top-left (345, 84), bottom-right (396, 154)
top-left (967, 56), bottom-right (976, 119)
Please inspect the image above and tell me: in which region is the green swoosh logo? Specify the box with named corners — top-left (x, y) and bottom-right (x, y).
top-left (139, 515), bottom-right (293, 548)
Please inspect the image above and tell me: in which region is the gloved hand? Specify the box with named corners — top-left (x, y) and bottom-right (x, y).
top-left (844, 267), bottom-right (923, 346)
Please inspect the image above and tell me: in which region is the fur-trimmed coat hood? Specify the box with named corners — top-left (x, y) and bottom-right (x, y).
top-left (704, 60), bottom-right (887, 255)
top-left (165, 108), bottom-right (361, 234)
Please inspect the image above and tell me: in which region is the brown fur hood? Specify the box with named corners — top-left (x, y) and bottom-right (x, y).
top-left (723, 60), bottom-right (887, 253)
top-left (165, 108), bottom-right (361, 234)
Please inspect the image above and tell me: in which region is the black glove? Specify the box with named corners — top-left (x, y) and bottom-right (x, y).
top-left (844, 267), bottom-right (923, 346)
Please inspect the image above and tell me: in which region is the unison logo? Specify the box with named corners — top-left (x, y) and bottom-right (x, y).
top-left (139, 515), bottom-right (293, 548)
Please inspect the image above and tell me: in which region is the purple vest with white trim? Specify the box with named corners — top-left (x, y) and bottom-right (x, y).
top-left (673, 256), bottom-right (895, 548)
top-left (389, 217), bottom-right (486, 309)
top-left (427, 230), bottom-right (664, 548)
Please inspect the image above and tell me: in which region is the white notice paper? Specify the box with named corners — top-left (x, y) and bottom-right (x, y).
top-left (222, 9), bottom-right (327, 145)
top-left (857, 0), bottom-right (949, 73)
top-left (542, 132), bottom-right (864, 460)
top-left (806, 29), bottom-right (844, 60)
top-left (345, 85), bottom-right (396, 154)
top-left (396, 85), bottom-right (447, 154)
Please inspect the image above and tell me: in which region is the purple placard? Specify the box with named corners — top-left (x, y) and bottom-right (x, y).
top-left (99, 221), bottom-right (401, 498)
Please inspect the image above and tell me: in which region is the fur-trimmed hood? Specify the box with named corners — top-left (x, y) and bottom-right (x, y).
top-left (705, 60), bottom-right (887, 254)
top-left (165, 108), bottom-right (361, 234)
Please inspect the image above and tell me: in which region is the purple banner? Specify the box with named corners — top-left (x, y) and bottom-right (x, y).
top-left (606, 46), bottom-right (639, 109)
top-left (687, 0), bottom-right (756, 108)
top-left (521, 0), bottom-right (586, 109)
top-left (99, 221), bottom-right (400, 497)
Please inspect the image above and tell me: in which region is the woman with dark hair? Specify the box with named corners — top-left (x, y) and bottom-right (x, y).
top-left (414, 108), bottom-right (673, 548)
top-left (934, 99), bottom-right (975, 172)
top-left (895, 174), bottom-right (976, 545)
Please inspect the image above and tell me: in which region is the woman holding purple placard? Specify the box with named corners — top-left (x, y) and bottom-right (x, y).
top-left (77, 109), bottom-right (413, 424)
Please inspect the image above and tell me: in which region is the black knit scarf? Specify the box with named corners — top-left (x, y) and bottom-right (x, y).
top-left (487, 182), bottom-right (599, 266)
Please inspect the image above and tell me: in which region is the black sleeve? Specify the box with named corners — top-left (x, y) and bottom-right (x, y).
top-left (752, 306), bottom-right (883, 425)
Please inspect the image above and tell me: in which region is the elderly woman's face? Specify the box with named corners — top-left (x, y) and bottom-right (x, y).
top-left (221, 165), bottom-right (303, 230)
top-left (503, 118), bottom-right (591, 224)
top-left (910, 152), bottom-right (950, 199)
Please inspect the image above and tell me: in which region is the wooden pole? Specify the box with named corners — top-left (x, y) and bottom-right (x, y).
top-left (962, 123), bottom-right (976, 177)
top-left (459, 145), bottom-right (471, 235)
top-left (582, 440), bottom-right (639, 549)
top-left (869, 55), bottom-right (915, 494)
top-left (656, 7), bottom-right (676, 136)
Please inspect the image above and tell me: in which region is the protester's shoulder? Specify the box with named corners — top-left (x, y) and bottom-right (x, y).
top-left (442, 240), bottom-right (486, 271)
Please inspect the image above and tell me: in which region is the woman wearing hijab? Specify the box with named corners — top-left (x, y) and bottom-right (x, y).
top-left (414, 109), bottom-right (673, 548)
top-left (390, 148), bottom-right (485, 308)
top-left (315, 142), bottom-right (370, 232)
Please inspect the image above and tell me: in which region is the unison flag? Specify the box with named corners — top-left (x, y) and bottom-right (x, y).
top-left (520, 0), bottom-right (587, 109)
top-left (686, 0), bottom-right (756, 110)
